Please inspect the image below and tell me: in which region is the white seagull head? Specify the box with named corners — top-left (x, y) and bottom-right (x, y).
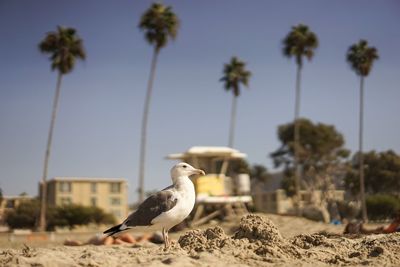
top-left (170, 162), bottom-right (205, 180)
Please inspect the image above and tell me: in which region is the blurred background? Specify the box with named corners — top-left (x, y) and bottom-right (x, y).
top-left (0, 0), bottom-right (399, 232)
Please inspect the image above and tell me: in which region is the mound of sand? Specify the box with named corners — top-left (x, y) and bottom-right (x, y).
top-left (179, 214), bottom-right (300, 264)
top-left (178, 214), bottom-right (399, 266)
top-left (234, 214), bottom-right (283, 242)
top-left (1, 214), bottom-right (400, 266)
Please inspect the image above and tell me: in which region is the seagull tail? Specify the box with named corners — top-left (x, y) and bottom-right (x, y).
top-left (103, 223), bottom-right (127, 237)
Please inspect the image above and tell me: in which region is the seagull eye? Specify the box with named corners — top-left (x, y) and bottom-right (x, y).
top-left (182, 165), bottom-right (187, 168)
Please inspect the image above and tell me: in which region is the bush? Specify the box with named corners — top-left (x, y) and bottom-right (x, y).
top-left (5, 199), bottom-right (40, 229)
top-left (48, 204), bottom-right (117, 230)
top-left (366, 194), bottom-right (400, 220)
top-left (89, 207), bottom-right (116, 225)
top-left (6, 200), bottom-right (116, 230)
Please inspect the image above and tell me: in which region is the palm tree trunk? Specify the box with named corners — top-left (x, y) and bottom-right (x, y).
top-left (228, 94), bottom-right (238, 148)
top-left (293, 63), bottom-right (302, 215)
top-left (359, 75), bottom-right (368, 222)
top-left (138, 47), bottom-right (159, 203)
top-left (39, 72), bottom-right (63, 231)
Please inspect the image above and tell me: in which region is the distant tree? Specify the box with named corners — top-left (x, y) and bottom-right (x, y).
top-left (366, 194), bottom-right (400, 221)
top-left (271, 118), bottom-right (349, 196)
top-left (346, 39), bottom-right (379, 222)
top-left (137, 3), bottom-right (179, 202)
top-left (5, 199), bottom-right (41, 229)
top-left (38, 26), bottom-right (86, 231)
top-left (250, 164), bottom-right (271, 183)
top-left (220, 57), bottom-right (251, 148)
top-left (345, 150), bottom-right (400, 197)
top-left (282, 24), bottom-right (318, 205)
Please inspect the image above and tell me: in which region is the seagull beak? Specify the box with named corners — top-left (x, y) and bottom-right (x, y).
top-left (192, 169), bottom-right (205, 176)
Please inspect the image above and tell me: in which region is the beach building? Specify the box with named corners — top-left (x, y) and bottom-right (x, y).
top-left (41, 177), bottom-right (128, 222)
top-left (252, 170), bottom-right (346, 215)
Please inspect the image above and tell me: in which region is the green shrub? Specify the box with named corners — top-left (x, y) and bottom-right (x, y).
top-left (88, 207), bottom-right (116, 225)
top-left (6, 199), bottom-right (116, 230)
top-left (5, 199), bottom-right (40, 229)
top-left (48, 204), bottom-right (117, 230)
top-left (366, 194), bottom-right (400, 220)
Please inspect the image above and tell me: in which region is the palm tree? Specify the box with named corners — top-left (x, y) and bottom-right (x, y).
top-left (220, 57), bottom-right (251, 148)
top-left (138, 3), bottom-right (179, 202)
top-left (38, 26), bottom-right (85, 231)
top-left (0, 188), bottom-right (3, 206)
top-left (346, 39), bottom-right (379, 222)
top-left (282, 24), bottom-right (318, 211)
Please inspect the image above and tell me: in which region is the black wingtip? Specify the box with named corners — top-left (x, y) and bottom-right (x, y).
top-left (103, 223), bottom-right (122, 236)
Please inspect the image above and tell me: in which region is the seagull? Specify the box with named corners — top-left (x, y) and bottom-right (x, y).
top-left (104, 162), bottom-right (205, 249)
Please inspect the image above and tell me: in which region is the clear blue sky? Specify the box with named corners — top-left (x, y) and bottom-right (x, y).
top-left (1, 0), bottom-right (399, 202)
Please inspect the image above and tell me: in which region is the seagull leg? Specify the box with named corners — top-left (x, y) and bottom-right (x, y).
top-left (162, 227), bottom-right (169, 250)
top-left (166, 230), bottom-right (170, 249)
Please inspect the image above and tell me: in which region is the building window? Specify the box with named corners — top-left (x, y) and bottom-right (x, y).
top-left (60, 197), bottom-right (72, 205)
top-left (91, 182), bottom-right (97, 193)
top-left (90, 197), bottom-right (97, 207)
top-left (110, 197), bottom-right (121, 206)
top-left (110, 183), bottom-right (121, 193)
top-left (59, 182), bottom-right (72, 193)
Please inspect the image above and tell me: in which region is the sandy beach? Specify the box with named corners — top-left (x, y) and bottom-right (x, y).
top-left (1, 214), bottom-right (399, 267)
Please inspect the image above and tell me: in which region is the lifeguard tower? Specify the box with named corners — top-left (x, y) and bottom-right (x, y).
top-left (166, 146), bottom-right (252, 226)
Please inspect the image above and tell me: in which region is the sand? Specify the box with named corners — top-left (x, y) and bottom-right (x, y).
top-left (1, 214), bottom-right (399, 267)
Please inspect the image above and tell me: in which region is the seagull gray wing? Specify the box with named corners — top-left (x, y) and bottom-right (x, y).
top-left (123, 187), bottom-right (178, 227)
